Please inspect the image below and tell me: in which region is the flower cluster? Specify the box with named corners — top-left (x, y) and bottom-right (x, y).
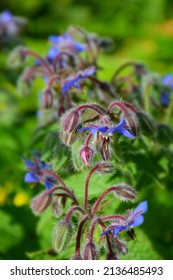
top-left (0, 10), bottom-right (26, 45)
top-left (10, 26), bottom-right (150, 260)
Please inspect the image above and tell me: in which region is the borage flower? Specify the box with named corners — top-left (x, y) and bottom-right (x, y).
top-left (100, 201), bottom-right (148, 238)
top-left (49, 33), bottom-right (86, 52)
top-left (23, 156), bottom-right (57, 190)
top-left (62, 66), bottom-right (96, 94)
top-left (78, 118), bottom-right (135, 139)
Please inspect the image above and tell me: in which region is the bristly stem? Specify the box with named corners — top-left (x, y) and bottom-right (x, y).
top-left (75, 103), bottom-right (107, 115)
top-left (22, 49), bottom-right (53, 76)
top-left (111, 61), bottom-right (137, 82)
top-left (75, 215), bottom-right (89, 259)
top-left (50, 186), bottom-right (79, 205)
top-left (91, 186), bottom-right (124, 216)
top-left (84, 164), bottom-right (99, 211)
top-left (65, 206), bottom-right (85, 222)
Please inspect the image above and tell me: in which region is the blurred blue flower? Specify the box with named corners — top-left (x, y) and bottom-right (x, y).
top-left (162, 74), bottom-right (173, 89)
top-left (47, 45), bottom-right (59, 60)
top-left (0, 10), bottom-right (13, 24)
top-left (100, 201), bottom-right (148, 237)
top-left (161, 92), bottom-right (170, 107)
top-left (62, 66), bottom-right (96, 94)
top-left (23, 156), bottom-right (57, 190)
top-left (78, 118), bottom-right (135, 139)
top-left (49, 33), bottom-right (86, 52)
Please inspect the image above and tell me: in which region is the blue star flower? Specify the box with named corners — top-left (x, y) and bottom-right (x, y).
top-left (100, 201), bottom-right (148, 237)
top-left (0, 10), bottom-right (13, 24)
top-left (62, 66), bottom-right (96, 94)
top-left (48, 33), bottom-right (86, 52)
top-left (78, 118), bottom-right (135, 139)
top-left (161, 92), bottom-right (170, 107)
top-left (162, 74), bottom-right (173, 90)
top-left (23, 156), bottom-right (57, 190)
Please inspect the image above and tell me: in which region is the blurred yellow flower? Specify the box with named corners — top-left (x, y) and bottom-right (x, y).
top-left (13, 192), bottom-right (29, 207)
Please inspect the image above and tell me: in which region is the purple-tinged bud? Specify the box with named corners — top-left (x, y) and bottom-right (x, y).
top-left (7, 46), bottom-right (27, 68)
top-left (80, 146), bottom-right (94, 167)
top-left (106, 252), bottom-right (119, 260)
top-left (83, 241), bottom-right (98, 260)
top-left (30, 190), bottom-right (52, 215)
top-left (96, 162), bottom-right (114, 174)
top-left (52, 220), bottom-right (73, 253)
top-left (113, 184), bottom-right (137, 202)
top-left (62, 109), bottom-right (81, 133)
top-left (41, 88), bottom-right (54, 109)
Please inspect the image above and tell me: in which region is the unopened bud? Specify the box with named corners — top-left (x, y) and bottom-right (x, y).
top-left (80, 146), bottom-right (94, 167)
top-left (52, 197), bottom-right (62, 217)
top-left (83, 241), bottom-right (98, 260)
top-left (41, 88), bottom-right (54, 109)
top-left (17, 76), bottom-right (31, 96)
top-left (7, 46), bottom-right (27, 68)
top-left (113, 184), bottom-right (137, 202)
top-left (62, 109), bottom-right (80, 133)
top-left (52, 220), bottom-right (73, 253)
top-left (100, 138), bottom-right (110, 161)
top-left (137, 111), bottom-right (157, 137)
top-left (96, 162), bottom-right (114, 174)
top-left (30, 190), bottom-right (52, 215)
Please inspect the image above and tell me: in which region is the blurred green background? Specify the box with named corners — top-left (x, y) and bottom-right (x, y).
top-left (0, 0), bottom-right (173, 260)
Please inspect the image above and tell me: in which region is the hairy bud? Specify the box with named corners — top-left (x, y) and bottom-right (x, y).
top-left (52, 220), bottom-right (73, 253)
top-left (96, 162), bottom-right (114, 174)
top-left (30, 191), bottom-right (52, 215)
top-left (62, 109), bottom-right (80, 133)
top-left (80, 146), bottom-right (94, 167)
top-left (83, 241), bottom-right (98, 260)
top-left (7, 46), bottom-right (27, 67)
top-left (113, 184), bottom-right (137, 202)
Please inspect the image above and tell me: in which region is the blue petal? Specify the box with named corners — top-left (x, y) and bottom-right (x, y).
top-left (47, 46), bottom-right (59, 60)
top-left (120, 129), bottom-right (135, 139)
top-left (162, 74), bottom-right (173, 89)
top-left (133, 201), bottom-right (148, 215)
top-left (161, 92), bottom-right (170, 106)
top-left (25, 172), bottom-right (39, 183)
top-left (100, 228), bottom-right (112, 236)
top-left (22, 157), bottom-right (35, 168)
top-left (98, 127), bottom-right (109, 133)
top-left (44, 180), bottom-right (53, 190)
top-left (113, 225), bottom-right (126, 237)
top-left (131, 214), bottom-right (144, 227)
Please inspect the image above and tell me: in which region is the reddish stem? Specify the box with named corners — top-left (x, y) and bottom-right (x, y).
top-left (65, 206), bottom-right (85, 222)
top-left (22, 49), bottom-right (53, 76)
top-left (75, 215), bottom-right (89, 258)
top-left (91, 186), bottom-right (125, 216)
top-left (84, 164), bottom-right (99, 211)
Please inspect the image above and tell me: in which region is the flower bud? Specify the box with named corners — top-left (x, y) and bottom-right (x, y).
top-left (113, 184), bottom-right (137, 202)
top-left (80, 146), bottom-right (94, 167)
top-left (17, 76), bottom-right (31, 96)
top-left (7, 46), bottom-right (27, 67)
top-left (96, 162), bottom-right (114, 174)
top-left (52, 220), bottom-right (73, 253)
top-left (52, 197), bottom-right (62, 217)
top-left (83, 241), bottom-right (98, 260)
top-left (62, 109), bottom-right (80, 133)
top-left (30, 190), bottom-right (52, 215)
